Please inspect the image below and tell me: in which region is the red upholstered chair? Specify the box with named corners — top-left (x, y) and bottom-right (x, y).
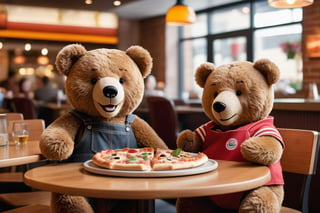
top-left (11, 97), bottom-right (36, 119)
top-left (146, 96), bottom-right (178, 149)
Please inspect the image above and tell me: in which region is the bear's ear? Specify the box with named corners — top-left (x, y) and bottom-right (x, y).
top-left (126, 45), bottom-right (153, 78)
top-left (195, 62), bottom-right (215, 88)
top-left (55, 44), bottom-right (87, 76)
top-left (253, 59), bottom-right (280, 85)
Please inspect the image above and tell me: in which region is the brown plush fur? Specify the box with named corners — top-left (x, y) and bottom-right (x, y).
top-left (177, 59), bottom-right (284, 212)
top-left (40, 44), bottom-right (167, 213)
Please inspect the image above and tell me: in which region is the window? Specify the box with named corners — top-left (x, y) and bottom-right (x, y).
top-left (210, 3), bottom-right (250, 34)
top-left (254, 24), bottom-right (302, 91)
top-left (179, 0), bottom-right (303, 99)
top-left (253, 1), bottom-right (302, 27)
top-left (182, 13), bottom-right (208, 38)
top-left (213, 36), bottom-right (247, 65)
top-left (181, 38), bottom-right (207, 97)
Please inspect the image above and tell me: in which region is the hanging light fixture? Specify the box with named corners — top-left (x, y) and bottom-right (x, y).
top-left (268, 0), bottom-right (313, 8)
top-left (166, 0), bottom-right (196, 25)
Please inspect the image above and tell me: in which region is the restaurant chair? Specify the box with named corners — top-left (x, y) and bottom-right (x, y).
top-left (11, 97), bottom-right (36, 119)
top-left (146, 96), bottom-right (178, 149)
top-left (4, 113), bottom-right (24, 122)
top-left (7, 119), bottom-right (45, 142)
top-left (1, 119), bottom-right (45, 179)
top-left (0, 118), bottom-right (43, 179)
top-left (0, 114), bottom-right (25, 184)
top-left (0, 119), bottom-right (49, 211)
top-left (279, 128), bottom-right (320, 213)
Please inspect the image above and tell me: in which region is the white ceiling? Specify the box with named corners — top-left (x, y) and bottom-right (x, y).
top-left (109, 0), bottom-right (240, 20)
top-left (0, 0), bottom-right (241, 20)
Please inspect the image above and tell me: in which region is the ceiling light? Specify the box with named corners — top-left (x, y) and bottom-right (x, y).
top-left (268, 0), bottom-right (313, 8)
top-left (41, 48), bottom-right (48, 56)
top-left (113, 1), bottom-right (121, 6)
top-left (24, 43), bottom-right (31, 51)
top-left (85, 0), bottom-right (93, 5)
top-left (166, 0), bottom-right (196, 25)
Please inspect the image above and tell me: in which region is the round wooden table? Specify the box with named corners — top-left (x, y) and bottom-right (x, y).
top-left (24, 160), bottom-right (271, 199)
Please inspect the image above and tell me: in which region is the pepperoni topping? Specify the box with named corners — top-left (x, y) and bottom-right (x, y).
top-left (128, 149), bottom-right (138, 153)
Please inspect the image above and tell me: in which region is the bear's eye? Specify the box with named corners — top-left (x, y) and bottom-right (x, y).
top-left (119, 78), bottom-right (126, 84)
top-left (213, 92), bottom-right (218, 98)
top-left (236, 90), bottom-right (242, 96)
top-left (91, 78), bottom-right (98, 85)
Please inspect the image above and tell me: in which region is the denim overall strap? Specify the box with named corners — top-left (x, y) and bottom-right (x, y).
top-left (125, 114), bottom-right (136, 132)
top-left (66, 111), bottom-right (138, 162)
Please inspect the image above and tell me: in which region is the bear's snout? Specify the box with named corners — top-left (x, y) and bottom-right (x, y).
top-left (213, 102), bottom-right (226, 113)
top-left (92, 77), bottom-right (125, 118)
top-left (103, 86), bottom-right (118, 98)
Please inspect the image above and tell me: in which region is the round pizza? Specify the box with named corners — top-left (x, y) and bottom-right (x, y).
top-left (92, 147), bottom-right (208, 171)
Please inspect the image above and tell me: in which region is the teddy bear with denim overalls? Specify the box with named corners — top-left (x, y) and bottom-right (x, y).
top-left (39, 44), bottom-right (167, 213)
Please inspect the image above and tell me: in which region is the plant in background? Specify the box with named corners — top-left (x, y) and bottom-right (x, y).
top-left (280, 41), bottom-right (301, 59)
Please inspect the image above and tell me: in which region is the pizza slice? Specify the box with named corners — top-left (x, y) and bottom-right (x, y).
top-left (151, 148), bottom-right (208, 171)
top-left (92, 147), bottom-right (154, 171)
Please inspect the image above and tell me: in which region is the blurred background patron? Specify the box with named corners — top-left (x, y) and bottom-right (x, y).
top-left (34, 76), bottom-right (58, 103)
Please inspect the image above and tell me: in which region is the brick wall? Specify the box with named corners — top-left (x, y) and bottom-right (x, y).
top-left (303, 1), bottom-right (320, 90)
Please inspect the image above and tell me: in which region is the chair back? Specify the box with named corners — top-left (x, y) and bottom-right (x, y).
top-left (279, 128), bottom-right (320, 212)
top-left (146, 96), bottom-right (178, 149)
top-left (8, 119), bottom-right (45, 141)
top-left (4, 113), bottom-right (24, 121)
top-left (11, 97), bottom-right (36, 119)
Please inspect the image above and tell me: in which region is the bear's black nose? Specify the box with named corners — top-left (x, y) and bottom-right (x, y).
top-left (103, 86), bottom-right (118, 98)
top-left (213, 102), bottom-right (226, 113)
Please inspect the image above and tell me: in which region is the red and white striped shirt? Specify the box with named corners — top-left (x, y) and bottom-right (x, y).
top-left (195, 116), bottom-right (284, 209)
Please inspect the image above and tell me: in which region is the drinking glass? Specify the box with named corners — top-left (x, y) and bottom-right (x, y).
top-left (0, 114), bottom-right (8, 146)
top-left (12, 122), bottom-right (29, 144)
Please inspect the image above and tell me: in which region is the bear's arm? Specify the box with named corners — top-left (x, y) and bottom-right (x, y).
top-left (131, 116), bottom-right (168, 149)
top-left (240, 136), bottom-right (283, 165)
top-left (39, 113), bottom-right (82, 160)
top-left (177, 130), bottom-right (203, 153)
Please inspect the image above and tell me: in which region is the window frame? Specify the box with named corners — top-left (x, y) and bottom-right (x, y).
top-left (177, 0), bottom-right (302, 99)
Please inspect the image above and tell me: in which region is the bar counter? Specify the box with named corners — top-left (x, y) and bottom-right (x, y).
top-left (271, 98), bottom-right (320, 131)
top-left (273, 98), bottom-right (320, 111)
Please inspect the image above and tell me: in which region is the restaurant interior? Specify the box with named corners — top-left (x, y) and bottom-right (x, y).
top-left (0, 0), bottom-right (320, 212)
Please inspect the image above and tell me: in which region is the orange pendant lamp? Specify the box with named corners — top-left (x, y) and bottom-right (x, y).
top-left (268, 0), bottom-right (313, 8)
top-left (166, 0), bottom-right (196, 25)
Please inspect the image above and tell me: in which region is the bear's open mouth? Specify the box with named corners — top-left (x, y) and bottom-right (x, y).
top-left (100, 104), bottom-right (117, 112)
top-left (220, 113), bottom-right (237, 121)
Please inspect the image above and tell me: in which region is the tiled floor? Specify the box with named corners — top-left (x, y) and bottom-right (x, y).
top-left (155, 199), bottom-right (176, 213)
